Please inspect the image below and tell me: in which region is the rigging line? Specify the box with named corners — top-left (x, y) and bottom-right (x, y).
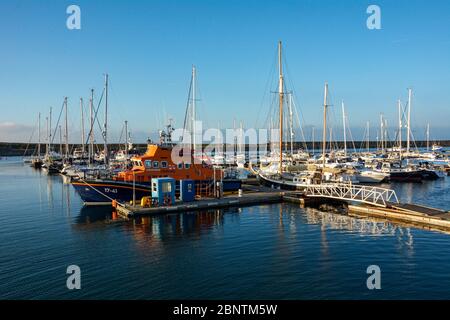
top-left (410, 129), bottom-right (419, 152)
top-left (106, 77), bottom-right (125, 126)
top-left (263, 92), bottom-right (277, 128)
top-left (292, 97), bottom-right (308, 151)
top-left (31, 115), bottom-right (41, 155)
top-left (23, 119), bottom-right (37, 157)
top-left (182, 72), bottom-right (193, 143)
top-left (345, 113), bottom-right (357, 153)
top-left (254, 46), bottom-right (278, 129)
top-left (195, 76), bottom-right (210, 131)
top-left (118, 122), bottom-right (125, 146)
top-left (96, 109), bottom-right (106, 142)
top-left (84, 88), bottom-right (105, 146)
top-left (384, 124), bottom-right (392, 148)
top-left (263, 94), bottom-right (278, 150)
top-left (283, 54), bottom-right (308, 131)
top-left (50, 100), bottom-right (66, 145)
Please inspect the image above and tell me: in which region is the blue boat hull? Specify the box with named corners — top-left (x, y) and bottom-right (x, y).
top-left (72, 179), bottom-right (242, 205)
top-left (71, 181), bottom-right (151, 204)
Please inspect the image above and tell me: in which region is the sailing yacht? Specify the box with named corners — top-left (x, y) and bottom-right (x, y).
top-left (31, 113), bottom-right (44, 168)
top-left (254, 42), bottom-right (346, 189)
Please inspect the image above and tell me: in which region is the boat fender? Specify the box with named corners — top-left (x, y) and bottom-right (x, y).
top-left (141, 196), bottom-right (151, 208)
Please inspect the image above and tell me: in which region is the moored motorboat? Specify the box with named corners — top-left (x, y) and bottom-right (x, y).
top-left (355, 169), bottom-right (389, 183)
top-left (375, 162), bottom-right (423, 182)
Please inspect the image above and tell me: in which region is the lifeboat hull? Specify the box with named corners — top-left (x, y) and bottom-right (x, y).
top-left (72, 179), bottom-right (242, 205)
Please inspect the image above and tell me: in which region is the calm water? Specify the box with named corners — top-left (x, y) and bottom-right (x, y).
top-left (1, 157), bottom-right (450, 299)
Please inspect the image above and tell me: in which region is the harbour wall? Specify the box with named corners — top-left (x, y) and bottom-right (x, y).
top-left (1, 140), bottom-right (449, 157)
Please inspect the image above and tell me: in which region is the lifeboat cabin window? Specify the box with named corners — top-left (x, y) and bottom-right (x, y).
top-left (153, 161), bottom-right (159, 168)
top-left (144, 160), bottom-right (152, 168)
top-left (161, 161), bottom-right (168, 168)
top-left (177, 163), bottom-right (183, 169)
top-left (185, 163), bottom-right (191, 169)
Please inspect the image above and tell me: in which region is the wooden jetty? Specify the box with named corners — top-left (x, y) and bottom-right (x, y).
top-left (347, 203), bottom-right (450, 232)
top-left (115, 188), bottom-right (284, 218)
top-left (283, 184), bottom-right (450, 232)
top-left (112, 181), bottom-right (450, 233)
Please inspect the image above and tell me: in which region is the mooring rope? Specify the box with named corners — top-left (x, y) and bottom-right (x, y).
top-left (77, 178), bottom-right (126, 208)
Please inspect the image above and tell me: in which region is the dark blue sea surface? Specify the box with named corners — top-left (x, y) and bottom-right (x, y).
top-left (1, 157), bottom-right (450, 299)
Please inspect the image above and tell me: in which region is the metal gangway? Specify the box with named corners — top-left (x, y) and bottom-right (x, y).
top-left (305, 183), bottom-right (399, 208)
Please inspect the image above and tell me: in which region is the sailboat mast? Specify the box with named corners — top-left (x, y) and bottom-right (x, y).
top-left (380, 113), bottom-right (384, 153)
top-left (104, 74), bottom-right (109, 165)
top-left (289, 93), bottom-right (294, 155)
top-left (233, 118), bottom-right (237, 158)
top-left (366, 121), bottom-right (370, 152)
top-left (322, 82), bottom-right (328, 168)
top-left (192, 66), bottom-right (196, 154)
top-left (426, 123), bottom-right (430, 151)
top-left (398, 99), bottom-right (402, 158)
top-left (45, 116), bottom-right (49, 156)
top-left (312, 126), bottom-right (315, 154)
top-left (239, 121), bottom-right (243, 154)
top-left (278, 41), bottom-right (284, 174)
top-left (64, 97), bottom-right (69, 159)
top-left (49, 107), bottom-right (52, 152)
top-left (89, 89), bottom-right (94, 164)
top-left (37, 112), bottom-right (41, 158)
top-left (407, 88), bottom-right (412, 154)
top-left (342, 101), bottom-right (347, 157)
top-left (125, 120), bottom-right (128, 157)
top-left (59, 125), bottom-right (62, 156)
top-left (384, 119), bottom-right (388, 150)
top-left (80, 98), bottom-right (85, 154)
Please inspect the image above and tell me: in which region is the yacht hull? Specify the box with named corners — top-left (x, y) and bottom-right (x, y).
top-left (388, 171), bottom-right (423, 182)
top-left (257, 174), bottom-right (304, 191)
top-left (356, 172), bottom-right (388, 183)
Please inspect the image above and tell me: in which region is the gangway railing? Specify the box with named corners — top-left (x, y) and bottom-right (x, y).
top-left (305, 183), bottom-right (399, 208)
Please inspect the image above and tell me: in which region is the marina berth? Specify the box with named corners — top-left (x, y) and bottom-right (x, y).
top-left (4, 0), bottom-right (450, 302)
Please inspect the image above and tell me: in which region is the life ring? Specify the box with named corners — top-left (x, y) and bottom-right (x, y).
top-left (292, 161), bottom-right (297, 166)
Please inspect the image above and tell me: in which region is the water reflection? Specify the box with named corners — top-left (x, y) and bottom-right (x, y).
top-left (29, 160), bottom-right (442, 252)
top-left (39, 172), bottom-right (75, 217)
top-left (129, 210), bottom-right (226, 239)
top-left (77, 205), bottom-right (114, 224)
top-left (4, 158), bottom-right (450, 299)
top-left (303, 206), bottom-right (400, 235)
top-left (75, 206), bottom-right (234, 238)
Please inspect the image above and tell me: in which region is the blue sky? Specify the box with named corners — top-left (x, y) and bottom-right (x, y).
top-left (1, 0), bottom-right (450, 142)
